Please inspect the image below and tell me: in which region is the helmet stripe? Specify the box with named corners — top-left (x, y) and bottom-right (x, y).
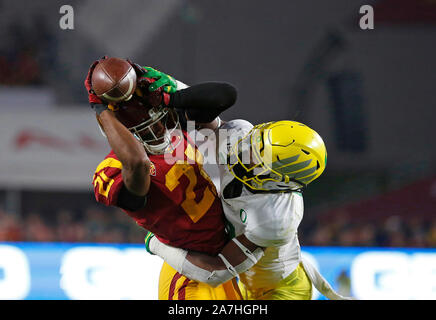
top-left (273, 159), bottom-right (312, 174)
top-left (298, 173), bottom-right (318, 184)
top-left (271, 154), bottom-right (300, 169)
top-left (292, 166), bottom-right (317, 179)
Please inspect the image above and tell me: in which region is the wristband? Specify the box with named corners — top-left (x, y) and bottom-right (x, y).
top-left (144, 231), bottom-right (155, 255)
top-left (91, 103), bottom-right (108, 115)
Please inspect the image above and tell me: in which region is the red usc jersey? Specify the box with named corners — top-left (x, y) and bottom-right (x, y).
top-left (92, 131), bottom-right (227, 255)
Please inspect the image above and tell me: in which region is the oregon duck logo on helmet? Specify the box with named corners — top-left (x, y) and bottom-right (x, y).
top-left (227, 120), bottom-right (327, 192)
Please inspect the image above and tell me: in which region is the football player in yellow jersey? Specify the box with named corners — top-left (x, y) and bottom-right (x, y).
top-left (146, 119), bottom-right (354, 300)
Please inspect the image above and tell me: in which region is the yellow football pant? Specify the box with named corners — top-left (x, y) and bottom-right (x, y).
top-left (158, 262), bottom-right (243, 300)
top-left (239, 263), bottom-right (313, 300)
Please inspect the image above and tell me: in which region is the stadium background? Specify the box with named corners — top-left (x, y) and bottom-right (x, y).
top-left (0, 0), bottom-right (435, 299)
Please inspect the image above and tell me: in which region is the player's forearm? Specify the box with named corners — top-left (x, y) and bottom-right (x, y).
top-left (98, 110), bottom-right (148, 167)
top-left (185, 251), bottom-right (226, 272)
top-left (168, 82), bottom-right (237, 123)
top-left (149, 237), bottom-right (230, 287)
top-left (185, 235), bottom-right (259, 271)
top-left (149, 234), bottom-right (264, 287)
top-left (98, 110), bottom-right (150, 195)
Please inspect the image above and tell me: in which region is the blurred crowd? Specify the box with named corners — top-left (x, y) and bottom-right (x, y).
top-left (0, 15), bottom-right (55, 86)
top-left (0, 204), bottom-right (435, 248)
top-left (299, 211), bottom-right (436, 248)
top-left (0, 206), bottom-right (146, 244)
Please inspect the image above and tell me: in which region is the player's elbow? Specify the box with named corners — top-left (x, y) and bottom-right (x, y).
top-left (124, 154), bottom-right (149, 173)
top-left (200, 269), bottom-right (234, 288)
top-left (122, 157), bottom-right (150, 194)
top-left (134, 156), bottom-right (150, 170)
top-left (216, 82), bottom-right (237, 110)
top-left (194, 272), bottom-right (226, 288)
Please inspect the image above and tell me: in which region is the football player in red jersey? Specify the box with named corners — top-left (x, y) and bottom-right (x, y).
top-left (85, 56), bottom-right (242, 300)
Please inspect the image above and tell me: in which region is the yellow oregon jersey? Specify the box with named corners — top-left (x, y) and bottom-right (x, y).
top-left (240, 263), bottom-right (312, 300)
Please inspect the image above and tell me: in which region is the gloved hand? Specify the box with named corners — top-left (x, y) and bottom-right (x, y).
top-left (144, 231), bottom-right (155, 255)
top-left (84, 56), bottom-right (109, 115)
top-left (84, 56), bottom-right (108, 104)
top-left (142, 66), bottom-right (178, 93)
top-left (127, 60), bottom-right (177, 93)
top-left (126, 60), bottom-right (174, 107)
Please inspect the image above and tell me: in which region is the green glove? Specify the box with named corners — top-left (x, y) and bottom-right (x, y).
top-left (144, 231), bottom-right (155, 255)
top-left (142, 66), bottom-right (178, 93)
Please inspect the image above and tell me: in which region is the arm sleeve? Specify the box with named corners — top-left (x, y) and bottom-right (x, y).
top-left (168, 82), bottom-right (237, 123)
top-left (117, 185), bottom-right (147, 211)
top-left (149, 235), bottom-right (264, 287)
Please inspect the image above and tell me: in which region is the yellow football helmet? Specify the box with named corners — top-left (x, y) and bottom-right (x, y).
top-left (228, 120), bottom-right (327, 191)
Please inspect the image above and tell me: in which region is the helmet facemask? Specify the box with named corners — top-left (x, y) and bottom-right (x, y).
top-left (228, 129), bottom-right (305, 192)
top-left (128, 107), bottom-right (182, 155)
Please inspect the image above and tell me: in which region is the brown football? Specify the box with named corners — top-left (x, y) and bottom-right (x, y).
top-left (91, 57), bottom-right (137, 103)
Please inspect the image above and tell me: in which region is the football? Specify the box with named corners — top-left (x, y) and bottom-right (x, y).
top-left (91, 57), bottom-right (137, 103)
